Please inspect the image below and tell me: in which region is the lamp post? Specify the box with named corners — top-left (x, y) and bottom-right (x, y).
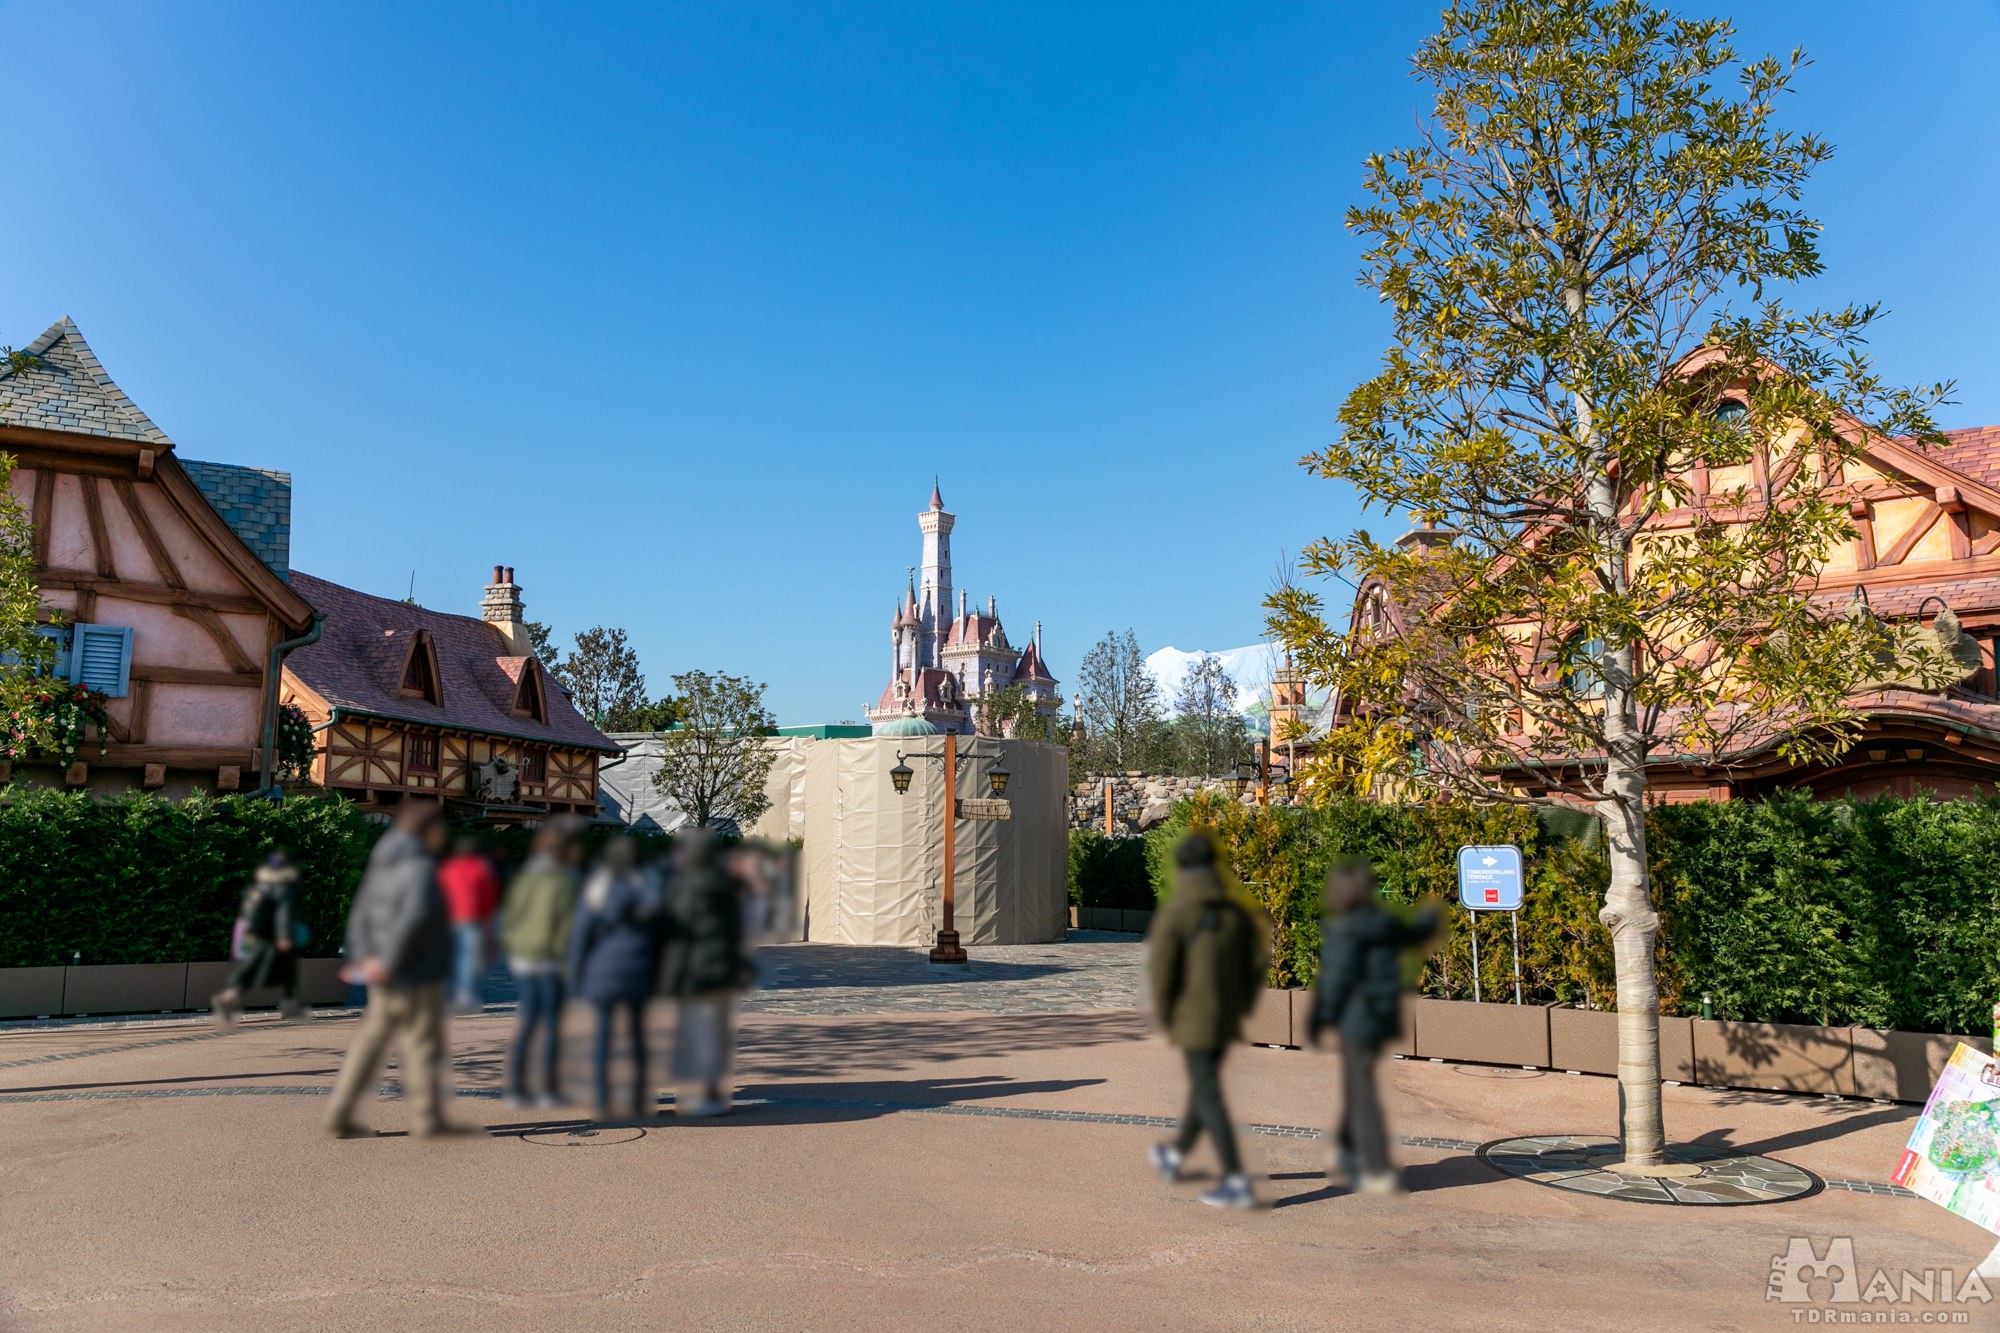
top-left (891, 733), bottom-right (1010, 965)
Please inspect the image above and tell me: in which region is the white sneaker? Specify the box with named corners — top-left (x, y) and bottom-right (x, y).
top-left (1149, 1142), bottom-right (1185, 1182)
top-left (1199, 1172), bottom-right (1258, 1210)
top-left (1357, 1170), bottom-right (1406, 1196)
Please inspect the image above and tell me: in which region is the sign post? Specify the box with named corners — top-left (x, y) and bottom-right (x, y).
top-left (1457, 845), bottom-right (1525, 1005)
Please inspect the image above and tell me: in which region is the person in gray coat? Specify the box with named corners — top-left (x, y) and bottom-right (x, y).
top-left (323, 800), bottom-right (459, 1139)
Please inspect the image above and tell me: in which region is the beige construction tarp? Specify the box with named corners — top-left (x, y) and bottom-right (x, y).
top-left (801, 736), bottom-right (1067, 946)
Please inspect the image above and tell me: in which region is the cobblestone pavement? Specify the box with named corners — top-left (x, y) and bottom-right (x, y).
top-left (740, 931), bottom-right (1145, 1016)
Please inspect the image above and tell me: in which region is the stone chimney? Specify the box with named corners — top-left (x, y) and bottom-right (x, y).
top-left (481, 564), bottom-right (531, 656)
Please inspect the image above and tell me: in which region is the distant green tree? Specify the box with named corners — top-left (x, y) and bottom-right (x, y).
top-left (1171, 654), bottom-right (1246, 777)
top-left (976, 683), bottom-right (1063, 742)
top-left (651, 670), bottom-right (778, 829)
top-left (1074, 630), bottom-right (1166, 773)
top-left (0, 347), bottom-right (59, 757)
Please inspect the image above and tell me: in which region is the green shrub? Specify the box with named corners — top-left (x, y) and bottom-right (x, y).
top-left (1067, 831), bottom-right (1152, 910)
top-left (1129, 789), bottom-right (2000, 1033)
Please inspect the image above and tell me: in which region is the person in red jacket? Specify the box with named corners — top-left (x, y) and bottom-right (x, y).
top-left (439, 836), bottom-right (502, 1014)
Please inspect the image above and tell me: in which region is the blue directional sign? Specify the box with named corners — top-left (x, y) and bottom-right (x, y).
top-left (1457, 844), bottom-right (1524, 912)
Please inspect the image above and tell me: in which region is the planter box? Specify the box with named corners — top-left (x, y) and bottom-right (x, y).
top-left (1851, 1029), bottom-right (1995, 1103)
top-left (1243, 987), bottom-right (1296, 1048)
top-left (298, 958), bottom-right (350, 1005)
top-left (1692, 1019), bottom-right (1851, 1094)
top-left (1659, 1015), bottom-right (1696, 1083)
top-left (185, 958), bottom-right (350, 1010)
top-left (1412, 997), bottom-right (1551, 1068)
top-left (1383, 994), bottom-right (1416, 1057)
top-left (1120, 909), bottom-right (1155, 936)
top-left (1550, 1007), bottom-right (1619, 1075)
top-left (62, 963), bottom-right (187, 1016)
top-left (0, 966), bottom-right (66, 1018)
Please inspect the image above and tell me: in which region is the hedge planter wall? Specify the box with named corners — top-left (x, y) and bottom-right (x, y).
top-left (1102, 789), bottom-right (2000, 1037)
top-left (0, 789), bottom-right (378, 969)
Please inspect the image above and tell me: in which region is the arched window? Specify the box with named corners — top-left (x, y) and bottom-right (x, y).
top-left (1712, 399), bottom-right (1750, 429)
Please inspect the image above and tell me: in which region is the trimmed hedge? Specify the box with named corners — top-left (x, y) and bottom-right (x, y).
top-left (1088, 790), bottom-right (2000, 1033)
top-left (0, 789), bottom-right (677, 969)
top-left (1067, 831), bottom-right (1152, 911)
top-left (0, 789), bottom-right (379, 967)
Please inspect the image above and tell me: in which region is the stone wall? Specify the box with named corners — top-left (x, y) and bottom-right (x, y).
top-left (1068, 772), bottom-right (1252, 834)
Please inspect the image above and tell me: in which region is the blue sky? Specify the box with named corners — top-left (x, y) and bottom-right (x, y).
top-left (3, 1), bottom-right (1996, 723)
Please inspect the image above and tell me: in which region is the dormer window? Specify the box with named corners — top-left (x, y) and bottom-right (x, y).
top-left (1712, 399), bottom-right (1750, 430)
top-left (511, 660), bottom-right (547, 722)
top-left (397, 632), bottom-right (442, 705)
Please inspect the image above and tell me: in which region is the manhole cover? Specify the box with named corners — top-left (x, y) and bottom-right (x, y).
top-left (1452, 1066), bottom-right (1546, 1080)
top-left (520, 1125), bottom-right (647, 1148)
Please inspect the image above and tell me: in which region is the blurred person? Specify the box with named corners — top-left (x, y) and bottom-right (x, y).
top-left (1145, 832), bottom-right (1270, 1210)
top-left (500, 820), bottom-right (586, 1109)
top-left (661, 829), bottom-right (754, 1118)
top-left (568, 836), bottom-right (663, 1123)
top-left (323, 800), bottom-right (461, 1140)
top-left (211, 849), bottom-right (304, 1025)
top-left (1308, 857), bottom-right (1439, 1194)
top-left (440, 835), bottom-right (502, 1015)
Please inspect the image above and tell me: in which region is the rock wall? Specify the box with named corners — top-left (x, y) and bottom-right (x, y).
top-left (1068, 773), bottom-right (1252, 835)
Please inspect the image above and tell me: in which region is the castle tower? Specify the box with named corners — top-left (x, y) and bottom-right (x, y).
top-left (917, 482), bottom-right (953, 669)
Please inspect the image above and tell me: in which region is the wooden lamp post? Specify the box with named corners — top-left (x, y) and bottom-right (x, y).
top-left (892, 732), bottom-right (997, 965)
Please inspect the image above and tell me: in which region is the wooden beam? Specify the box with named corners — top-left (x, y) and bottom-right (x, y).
top-left (99, 743), bottom-right (257, 767)
top-left (130, 664), bottom-right (263, 686)
top-left (128, 680), bottom-right (150, 744)
top-left (1849, 498), bottom-right (1876, 572)
top-left (79, 476), bottom-right (115, 578)
top-left (1877, 502), bottom-right (1943, 568)
top-left (37, 572), bottom-right (269, 616)
top-left (175, 604), bottom-right (260, 673)
top-left (30, 468), bottom-right (53, 567)
top-left (108, 477), bottom-right (187, 589)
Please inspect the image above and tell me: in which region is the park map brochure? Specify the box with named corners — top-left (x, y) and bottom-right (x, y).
top-left (1892, 1042), bottom-right (2000, 1234)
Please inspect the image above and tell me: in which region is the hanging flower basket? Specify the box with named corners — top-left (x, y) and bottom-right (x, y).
top-left (2, 683), bottom-right (112, 768)
top-left (276, 702), bottom-right (316, 781)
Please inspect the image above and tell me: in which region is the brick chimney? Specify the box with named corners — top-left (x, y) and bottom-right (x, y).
top-left (481, 564), bottom-right (531, 655)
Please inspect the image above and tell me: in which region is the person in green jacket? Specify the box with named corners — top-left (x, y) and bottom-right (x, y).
top-left (501, 819), bottom-right (586, 1108)
top-left (1145, 832), bottom-right (1271, 1210)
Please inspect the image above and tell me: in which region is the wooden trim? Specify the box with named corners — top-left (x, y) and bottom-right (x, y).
top-left (98, 743), bottom-right (256, 767)
top-left (37, 572), bottom-right (269, 616)
top-left (130, 664), bottom-right (263, 686)
top-left (30, 468), bottom-right (53, 567)
top-left (1877, 502), bottom-right (1944, 568)
top-left (1849, 499), bottom-right (1877, 572)
top-left (128, 679), bottom-right (150, 743)
top-left (108, 477), bottom-right (187, 589)
top-left (79, 476), bottom-right (115, 578)
top-left (1976, 531), bottom-right (2000, 558)
top-left (150, 459), bottom-right (315, 630)
top-left (176, 604), bottom-right (259, 673)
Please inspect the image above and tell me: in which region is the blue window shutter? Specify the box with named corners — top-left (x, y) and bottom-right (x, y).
top-left (68, 624), bottom-right (133, 697)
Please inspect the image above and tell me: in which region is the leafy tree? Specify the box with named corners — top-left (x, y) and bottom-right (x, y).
top-left (1075, 629), bottom-right (1166, 773)
top-left (523, 619), bottom-right (558, 668)
top-left (976, 682), bottom-right (1064, 742)
top-left (0, 348), bottom-right (59, 753)
top-left (1265, 1), bottom-right (1952, 1165)
top-left (553, 626), bottom-right (647, 724)
top-left (1171, 654), bottom-right (1245, 777)
top-left (651, 670), bottom-right (778, 830)
top-left (618, 694), bottom-right (682, 733)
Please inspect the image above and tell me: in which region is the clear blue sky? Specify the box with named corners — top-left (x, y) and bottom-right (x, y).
top-left (3, 2), bottom-right (1996, 723)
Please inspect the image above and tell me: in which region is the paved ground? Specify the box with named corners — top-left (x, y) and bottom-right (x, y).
top-left (1, 936), bottom-right (1993, 1330)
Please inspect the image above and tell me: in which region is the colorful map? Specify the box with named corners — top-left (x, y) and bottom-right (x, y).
top-left (1892, 1043), bottom-right (2000, 1234)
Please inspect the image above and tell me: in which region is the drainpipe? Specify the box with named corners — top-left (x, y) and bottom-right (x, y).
top-left (258, 616), bottom-right (324, 795)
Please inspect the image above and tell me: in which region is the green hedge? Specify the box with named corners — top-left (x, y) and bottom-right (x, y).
top-left (1109, 790), bottom-right (2000, 1033)
top-left (0, 789), bottom-right (380, 967)
top-left (1067, 831), bottom-right (1152, 910)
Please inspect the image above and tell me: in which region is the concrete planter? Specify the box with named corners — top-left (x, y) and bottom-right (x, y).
top-left (61, 963), bottom-right (188, 1016)
top-left (1243, 987), bottom-right (1296, 1048)
top-left (0, 966), bottom-right (66, 1019)
top-left (1413, 996), bottom-right (1551, 1068)
top-left (1692, 1019), bottom-right (1852, 1094)
top-left (1120, 909), bottom-right (1155, 936)
top-left (1850, 1029), bottom-right (1994, 1102)
top-left (298, 958), bottom-right (349, 1005)
top-left (184, 958), bottom-right (350, 1010)
top-left (1549, 1007), bottom-right (1619, 1076)
top-left (1383, 995), bottom-right (1416, 1057)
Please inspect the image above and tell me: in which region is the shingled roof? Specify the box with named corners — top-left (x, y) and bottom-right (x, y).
top-left (181, 459), bottom-right (292, 580)
top-left (283, 572), bottom-right (620, 753)
top-left (0, 318), bottom-right (173, 446)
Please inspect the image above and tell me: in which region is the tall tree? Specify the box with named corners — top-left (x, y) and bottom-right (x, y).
top-left (1172, 654), bottom-right (1244, 778)
top-left (554, 626), bottom-right (647, 726)
top-left (651, 669), bottom-right (777, 830)
top-left (1266, 1), bottom-right (1952, 1167)
top-left (0, 348), bottom-right (59, 757)
top-left (1075, 630), bottom-right (1165, 772)
top-left (977, 683), bottom-right (1064, 742)
top-left (523, 620), bottom-right (558, 669)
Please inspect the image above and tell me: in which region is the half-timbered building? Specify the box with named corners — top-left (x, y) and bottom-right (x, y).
top-left (280, 567), bottom-right (618, 820)
top-left (0, 318), bottom-right (320, 796)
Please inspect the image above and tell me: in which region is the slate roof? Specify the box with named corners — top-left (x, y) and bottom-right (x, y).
top-left (873, 667), bottom-right (963, 716)
top-left (0, 318), bottom-right (173, 446)
top-left (181, 459), bottom-right (292, 581)
top-left (1012, 638), bottom-right (1056, 683)
top-left (1931, 425), bottom-right (2000, 495)
top-left (283, 572), bottom-right (620, 753)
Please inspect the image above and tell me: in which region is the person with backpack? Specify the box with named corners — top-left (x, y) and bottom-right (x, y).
top-left (211, 849), bottom-right (306, 1025)
top-left (659, 829), bottom-right (755, 1118)
top-left (568, 836), bottom-right (664, 1124)
top-left (1308, 857), bottom-right (1439, 1194)
top-left (1145, 832), bottom-right (1270, 1210)
top-left (500, 818), bottom-right (586, 1109)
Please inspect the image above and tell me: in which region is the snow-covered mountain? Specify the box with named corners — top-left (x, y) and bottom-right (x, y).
top-left (1144, 643), bottom-right (1283, 715)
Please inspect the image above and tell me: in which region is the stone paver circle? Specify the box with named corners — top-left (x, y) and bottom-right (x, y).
top-left (1477, 1133), bottom-right (1824, 1205)
top-left (519, 1125), bottom-right (648, 1148)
